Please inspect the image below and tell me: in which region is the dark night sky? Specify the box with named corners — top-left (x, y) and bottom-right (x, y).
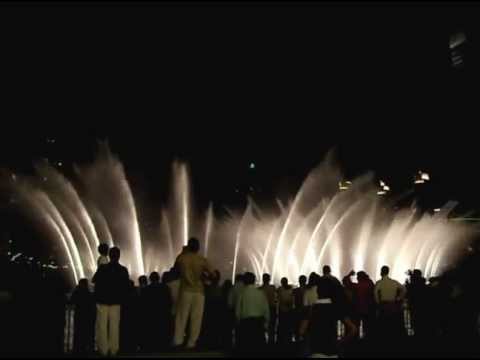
top-left (0, 2), bottom-right (479, 212)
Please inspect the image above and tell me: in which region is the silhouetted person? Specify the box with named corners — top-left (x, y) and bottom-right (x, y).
top-left (138, 275), bottom-right (148, 294)
top-left (95, 243), bottom-right (110, 349)
top-left (355, 271), bottom-right (375, 339)
top-left (228, 274), bottom-right (245, 347)
top-left (309, 265), bottom-right (345, 355)
top-left (343, 270), bottom-right (375, 339)
top-left (120, 280), bottom-right (140, 354)
top-left (137, 275), bottom-right (149, 352)
top-left (202, 270), bottom-right (223, 350)
top-left (303, 272), bottom-right (320, 307)
top-left (143, 271), bottom-right (172, 352)
top-left (374, 266), bottom-right (406, 346)
top-left (258, 273), bottom-right (277, 345)
top-left (235, 272), bottom-right (269, 357)
top-left (406, 269), bottom-right (430, 339)
top-left (92, 247), bottom-right (129, 357)
top-left (299, 270), bottom-right (358, 357)
top-left (277, 277), bottom-right (294, 345)
top-left (97, 243), bottom-right (110, 267)
top-left (71, 279), bottom-right (96, 355)
top-left (293, 275), bottom-right (307, 342)
top-left (221, 279), bottom-right (234, 350)
top-left (174, 237), bottom-right (214, 349)
top-left (42, 270), bottom-right (68, 355)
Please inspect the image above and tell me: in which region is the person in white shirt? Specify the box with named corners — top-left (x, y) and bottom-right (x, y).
top-left (303, 272), bottom-right (320, 307)
top-left (235, 272), bottom-right (270, 355)
top-left (374, 266), bottom-right (406, 341)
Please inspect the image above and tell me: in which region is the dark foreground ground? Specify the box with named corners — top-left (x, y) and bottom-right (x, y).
top-left (53, 336), bottom-right (479, 358)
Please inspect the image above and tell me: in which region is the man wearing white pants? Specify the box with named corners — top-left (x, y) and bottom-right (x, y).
top-left (174, 237), bottom-right (213, 349)
top-left (96, 304), bottom-right (121, 355)
top-left (92, 247), bottom-right (129, 357)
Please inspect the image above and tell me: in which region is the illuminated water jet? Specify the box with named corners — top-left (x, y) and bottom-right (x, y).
top-left (1, 147), bottom-right (477, 286)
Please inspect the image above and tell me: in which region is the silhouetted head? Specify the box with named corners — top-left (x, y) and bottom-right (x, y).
top-left (213, 270), bottom-right (221, 284)
top-left (308, 272), bottom-right (319, 287)
top-left (262, 273), bottom-right (271, 285)
top-left (98, 243), bottom-right (109, 256)
top-left (149, 272), bottom-right (160, 284)
top-left (244, 272), bottom-right (256, 286)
top-left (138, 275), bottom-right (148, 288)
top-left (381, 266), bottom-right (390, 277)
top-left (413, 269), bottom-right (422, 278)
top-left (281, 277), bottom-right (289, 288)
top-left (357, 271), bottom-right (368, 282)
top-left (162, 271), bottom-right (171, 283)
top-left (234, 274), bottom-right (244, 285)
top-left (299, 275), bottom-right (307, 287)
top-left (78, 278), bottom-right (89, 291)
top-left (128, 279), bottom-right (135, 292)
top-left (322, 265), bottom-right (331, 276)
top-left (187, 237), bottom-right (200, 253)
top-left (109, 247), bottom-right (121, 263)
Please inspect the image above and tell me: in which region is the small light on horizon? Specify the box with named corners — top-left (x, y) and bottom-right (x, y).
top-left (421, 172), bottom-right (430, 181)
top-left (249, 163), bottom-right (256, 169)
top-left (434, 208), bottom-right (441, 213)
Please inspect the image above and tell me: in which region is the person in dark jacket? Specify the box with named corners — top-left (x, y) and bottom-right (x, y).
top-left (92, 247), bottom-right (129, 357)
top-left (71, 278), bottom-right (96, 355)
top-left (120, 280), bottom-right (140, 354)
top-left (143, 271), bottom-right (173, 352)
top-left (311, 265), bottom-right (344, 355)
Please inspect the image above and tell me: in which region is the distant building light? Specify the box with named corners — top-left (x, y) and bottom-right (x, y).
top-left (383, 186), bottom-right (390, 191)
top-left (377, 191), bottom-right (386, 195)
top-left (339, 181), bottom-right (351, 191)
top-left (449, 32), bottom-right (467, 50)
top-left (421, 172), bottom-right (430, 181)
top-left (249, 163), bottom-right (256, 169)
top-left (11, 253), bottom-right (22, 261)
top-left (434, 208), bottom-right (441, 213)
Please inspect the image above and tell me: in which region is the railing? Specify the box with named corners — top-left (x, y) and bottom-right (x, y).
top-left (63, 304), bottom-right (415, 354)
top-left (64, 305), bottom-right (75, 354)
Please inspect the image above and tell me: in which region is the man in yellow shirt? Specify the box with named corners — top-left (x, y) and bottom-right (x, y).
top-left (374, 266), bottom-right (406, 342)
top-left (173, 237), bottom-right (214, 349)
